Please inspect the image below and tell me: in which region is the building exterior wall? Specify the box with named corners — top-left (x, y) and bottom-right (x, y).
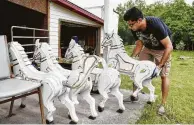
top-left (49, 2), bottom-right (102, 57)
top-left (8, 0), bottom-right (47, 14)
top-left (84, 7), bottom-right (104, 19)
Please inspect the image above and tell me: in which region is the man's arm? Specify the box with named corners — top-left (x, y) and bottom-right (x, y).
top-left (158, 36), bottom-right (173, 68)
top-left (131, 40), bottom-right (144, 57)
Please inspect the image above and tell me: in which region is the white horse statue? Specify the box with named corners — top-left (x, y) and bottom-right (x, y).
top-left (33, 39), bottom-right (71, 78)
top-left (33, 40), bottom-right (99, 121)
top-left (102, 33), bottom-right (159, 103)
top-left (65, 39), bottom-right (125, 113)
top-left (9, 42), bottom-right (78, 124)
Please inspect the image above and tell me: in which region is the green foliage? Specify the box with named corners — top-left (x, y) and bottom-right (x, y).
top-left (116, 0), bottom-right (194, 50)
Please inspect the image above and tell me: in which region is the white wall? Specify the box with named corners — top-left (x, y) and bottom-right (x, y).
top-left (84, 7), bottom-right (103, 19)
top-left (49, 2), bottom-right (102, 57)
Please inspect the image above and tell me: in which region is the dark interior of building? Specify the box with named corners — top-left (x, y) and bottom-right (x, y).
top-left (0, 0), bottom-right (47, 58)
top-left (60, 22), bottom-right (99, 57)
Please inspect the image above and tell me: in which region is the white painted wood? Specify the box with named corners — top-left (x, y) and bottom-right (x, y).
top-left (50, 37), bottom-right (58, 41)
top-left (100, 27), bottom-right (104, 54)
top-left (50, 31), bottom-right (58, 36)
top-left (50, 27), bottom-right (58, 32)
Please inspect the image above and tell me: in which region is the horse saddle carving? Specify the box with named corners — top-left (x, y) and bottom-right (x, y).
top-left (67, 55), bottom-right (98, 88)
top-left (116, 54), bottom-right (135, 73)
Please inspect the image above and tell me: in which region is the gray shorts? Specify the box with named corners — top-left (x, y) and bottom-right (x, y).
top-left (139, 47), bottom-right (171, 76)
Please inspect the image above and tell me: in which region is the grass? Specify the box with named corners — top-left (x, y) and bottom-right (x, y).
top-left (120, 46), bottom-right (194, 124)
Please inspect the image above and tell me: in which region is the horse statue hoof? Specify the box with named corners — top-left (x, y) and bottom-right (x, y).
top-left (69, 121), bottom-right (77, 124)
top-left (130, 95), bottom-right (138, 102)
top-left (91, 90), bottom-right (100, 94)
top-left (68, 114), bottom-right (71, 120)
top-left (141, 91), bottom-right (146, 94)
top-left (46, 119), bottom-right (54, 124)
top-left (98, 106), bottom-right (104, 112)
top-left (147, 101), bottom-right (153, 105)
top-left (20, 104), bottom-right (26, 108)
top-left (88, 116), bottom-right (96, 120)
top-left (116, 109), bottom-right (124, 113)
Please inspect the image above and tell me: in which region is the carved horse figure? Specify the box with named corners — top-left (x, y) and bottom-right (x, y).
top-left (9, 42), bottom-right (78, 124)
top-left (65, 39), bottom-right (125, 113)
top-left (33, 40), bottom-right (99, 121)
top-left (102, 33), bottom-right (158, 103)
top-left (33, 39), bottom-right (71, 78)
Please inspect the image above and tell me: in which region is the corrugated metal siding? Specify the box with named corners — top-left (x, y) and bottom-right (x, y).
top-left (49, 2), bottom-right (102, 57)
top-left (8, 0), bottom-right (47, 14)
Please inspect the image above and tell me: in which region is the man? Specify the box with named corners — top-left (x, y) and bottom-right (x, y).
top-left (123, 7), bottom-right (173, 115)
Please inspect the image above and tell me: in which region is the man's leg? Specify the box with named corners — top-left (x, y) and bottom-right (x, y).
top-left (161, 76), bottom-right (170, 105)
top-left (158, 75), bottom-right (170, 115)
top-left (151, 49), bottom-right (171, 115)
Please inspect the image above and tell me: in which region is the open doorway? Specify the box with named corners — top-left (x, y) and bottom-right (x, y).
top-left (0, 0), bottom-right (47, 42)
top-left (60, 21), bottom-right (100, 58)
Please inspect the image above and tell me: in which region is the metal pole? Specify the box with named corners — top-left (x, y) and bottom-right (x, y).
top-left (103, 0), bottom-right (111, 62)
top-left (104, 0), bottom-right (110, 34)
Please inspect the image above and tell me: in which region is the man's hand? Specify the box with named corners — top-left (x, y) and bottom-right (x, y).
top-left (131, 40), bottom-right (143, 58)
top-left (151, 66), bottom-right (162, 79)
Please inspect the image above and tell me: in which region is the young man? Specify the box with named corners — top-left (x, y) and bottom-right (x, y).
top-left (123, 7), bottom-right (173, 115)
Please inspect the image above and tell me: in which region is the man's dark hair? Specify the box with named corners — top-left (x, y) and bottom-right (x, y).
top-left (123, 7), bottom-right (144, 21)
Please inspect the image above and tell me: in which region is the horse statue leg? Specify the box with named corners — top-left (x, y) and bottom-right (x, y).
top-left (131, 75), bottom-right (143, 101)
top-left (20, 97), bottom-right (26, 108)
top-left (70, 89), bottom-right (79, 105)
top-left (80, 77), bottom-right (98, 120)
top-left (41, 78), bottom-right (57, 124)
top-left (131, 63), bottom-right (154, 101)
top-left (98, 90), bottom-right (108, 112)
top-left (142, 79), bottom-right (155, 104)
top-left (97, 72), bottom-right (111, 112)
top-left (58, 88), bottom-right (79, 124)
top-left (110, 78), bottom-right (125, 113)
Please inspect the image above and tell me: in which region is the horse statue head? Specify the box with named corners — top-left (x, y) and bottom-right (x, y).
top-left (102, 33), bottom-right (124, 48)
top-left (33, 39), bottom-right (57, 64)
top-left (65, 39), bottom-right (85, 61)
